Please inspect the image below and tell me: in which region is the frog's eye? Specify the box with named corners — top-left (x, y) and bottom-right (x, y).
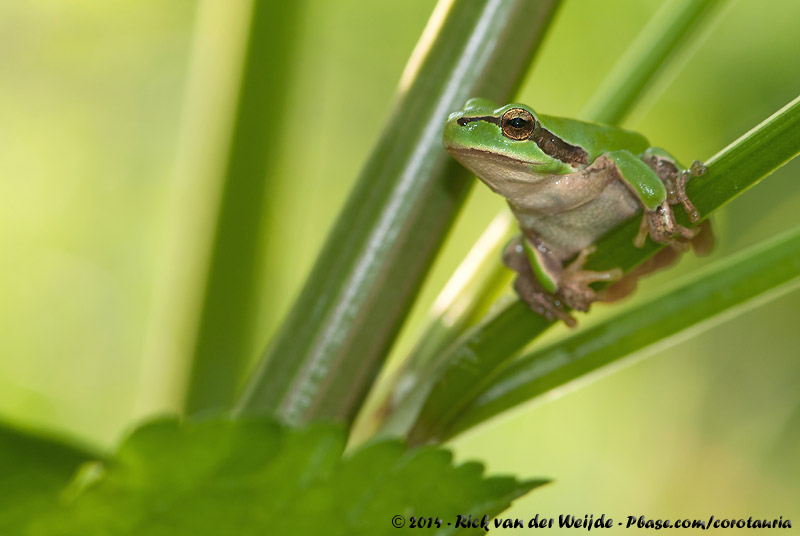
top-left (501, 108), bottom-right (536, 140)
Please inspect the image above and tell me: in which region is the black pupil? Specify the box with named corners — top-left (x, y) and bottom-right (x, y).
top-left (510, 117), bottom-right (526, 128)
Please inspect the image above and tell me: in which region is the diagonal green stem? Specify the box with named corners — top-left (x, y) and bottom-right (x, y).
top-left (235, 0), bottom-right (561, 425)
top-left (580, 0), bottom-right (722, 125)
top-left (408, 94), bottom-right (800, 444)
top-left (443, 225), bottom-right (800, 438)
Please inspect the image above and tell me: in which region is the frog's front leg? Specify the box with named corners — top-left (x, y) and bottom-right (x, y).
top-left (642, 148), bottom-right (706, 222)
top-left (503, 235), bottom-right (622, 327)
top-left (635, 199), bottom-right (696, 249)
top-left (606, 150), bottom-right (701, 249)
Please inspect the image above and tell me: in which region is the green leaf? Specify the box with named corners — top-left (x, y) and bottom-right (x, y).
top-left (236, 0), bottom-right (561, 426)
top-left (0, 422), bottom-right (98, 532)
top-left (407, 94), bottom-right (800, 445)
top-left (445, 225), bottom-right (800, 438)
top-left (35, 417), bottom-right (546, 535)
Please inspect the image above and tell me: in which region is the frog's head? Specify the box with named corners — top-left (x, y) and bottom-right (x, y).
top-left (443, 98), bottom-right (578, 195)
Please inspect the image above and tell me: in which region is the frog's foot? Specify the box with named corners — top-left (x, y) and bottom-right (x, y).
top-left (645, 152), bottom-right (706, 223)
top-left (504, 236), bottom-right (577, 326)
top-left (670, 160), bottom-right (706, 223)
top-left (634, 201), bottom-right (696, 250)
top-left (513, 273), bottom-right (577, 327)
top-left (557, 245), bottom-right (623, 311)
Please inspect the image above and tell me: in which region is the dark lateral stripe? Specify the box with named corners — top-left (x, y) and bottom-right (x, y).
top-left (457, 115), bottom-right (500, 126)
top-left (532, 127), bottom-right (589, 165)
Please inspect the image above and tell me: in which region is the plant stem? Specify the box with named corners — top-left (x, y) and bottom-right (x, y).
top-left (580, 0), bottom-right (722, 125)
top-left (236, 0), bottom-right (561, 425)
top-left (183, 1), bottom-right (306, 413)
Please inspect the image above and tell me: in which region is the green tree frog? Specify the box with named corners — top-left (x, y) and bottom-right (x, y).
top-left (443, 98), bottom-right (708, 326)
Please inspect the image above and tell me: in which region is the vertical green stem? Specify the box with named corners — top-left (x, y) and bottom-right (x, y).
top-left (236, 0), bottom-right (560, 425)
top-left (184, 1), bottom-right (305, 413)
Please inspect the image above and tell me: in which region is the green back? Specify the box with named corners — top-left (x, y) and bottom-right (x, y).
top-left (539, 115), bottom-right (650, 161)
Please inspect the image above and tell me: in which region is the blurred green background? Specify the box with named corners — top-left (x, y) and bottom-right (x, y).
top-left (1, 0), bottom-right (798, 527)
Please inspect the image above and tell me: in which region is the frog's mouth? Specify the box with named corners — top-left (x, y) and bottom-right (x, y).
top-left (446, 145), bottom-right (542, 172)
top-left (446, 146), bottom-right (551, 186)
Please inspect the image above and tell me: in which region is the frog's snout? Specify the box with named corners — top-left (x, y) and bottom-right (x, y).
top-left (463, 97), bottom-right (497, 111)
top-left (446, 110), bottom-right (464, 124)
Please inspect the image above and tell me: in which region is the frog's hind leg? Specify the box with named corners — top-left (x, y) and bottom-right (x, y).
top-left (503, 236), bottom-right (623, 326)
top-left (608, 217), bottom-right (714, 303)
top-left (604, 246), bottom-right (680, 302)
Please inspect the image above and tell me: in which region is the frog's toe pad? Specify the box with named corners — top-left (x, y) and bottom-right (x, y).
top-left (690, 159), bottom-right (706, 176)
top-left (558, 271), bottom-right (620, 311)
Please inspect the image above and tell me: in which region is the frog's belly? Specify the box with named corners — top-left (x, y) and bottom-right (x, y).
top-left (513, 179), bottom-right (640, 260)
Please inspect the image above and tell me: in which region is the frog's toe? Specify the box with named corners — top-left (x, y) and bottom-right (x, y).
top-left (557, 246), bottom-right (623, 311)
top-left (644, 152), bottom-right (703, 223)
top-left (567, 247), bottom-right (622, 282)
top-left (513, 275), bottom-right (576, 327)
top-left (690, 159), bottom-right (706, 176)
top-left (558, 284), bottom-right (595, 312)
top-left (676, 168), bottom-right (701, 222)
top-left (558, 275), bottom-right (614, 312)
top-left (669, 159), bottom-right (704, 222)
top-left (636, 201), bottom-right (696, 249)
